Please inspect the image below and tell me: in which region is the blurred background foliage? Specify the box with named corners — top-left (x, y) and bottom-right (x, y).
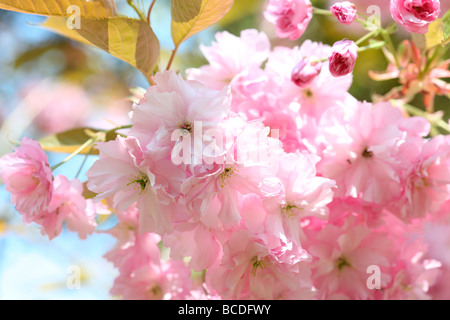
top-left (0, 0), bottom-right (448, 299)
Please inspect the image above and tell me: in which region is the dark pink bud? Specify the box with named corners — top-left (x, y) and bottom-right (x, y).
top-left (329, 40), bottom-right (358, 77)
top-left (330, 1), bottom-right (357, 25)
top-left (291, 57), bottom-right (322, 87)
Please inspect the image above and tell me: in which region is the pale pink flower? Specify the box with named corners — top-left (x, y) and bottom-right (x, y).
top-left (260, 152), bottom-right (335, 247)
top-left (181, 120), bottom-right (283, 229)
top-left (318, 101), bottom-right (407, 204)
top-left (206, 229), bottom-right (312, 299)
top-left (394, 135), bottom-right (450, 220)
top-left (104, 205), bottom-right (162, 274)
top-left (38, 175), bottom-right (96, 240)
top-left (186, 29), bottom-right (270, 90)
top-left (305, 216), bottom-right (393, 299)
top-left (264, 41), bottom-right (354, 118)
top-left (163, 222), bottom-right (223, 271)
top-left (264, 0), bottom-right (313, 40)
top-left (390, 0), bottom-right (441, 34)
top-left (329, 39), bottom-right (358, 77)
top-left (0, 137), bottom-right (53, 217)
top-left (86, 136), bottom-right (178, 234)
top-left (129, 71), bottom-right (230, 147)
top-left (110, 260), bottom-right (193, 300)
top-left (330, 1), bottom-right (357, 25)
top-left (379, 235), bottom-right (442, 300)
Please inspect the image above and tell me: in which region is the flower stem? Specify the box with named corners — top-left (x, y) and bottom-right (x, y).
top-left (312, 7), bottom-right (333, 16)
top-left (147, 0), bottom-right (157, 23)
top-left (50, 137), bottom-right (96, 171)
top-left (357, 41), bottom-right (386, 52)
top-left (166, 45), bottom-right (180, 70)
top-left (127, 0), bottom-right (147, 22)
top-left (380, 30), bottom-right (400, 67)
top-left (355, 29), bottom-right (379, 46)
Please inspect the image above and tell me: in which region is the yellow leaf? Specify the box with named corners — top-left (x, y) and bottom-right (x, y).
top-left (171, 0), bottom-right (234, 47)
top-left (40, 17), bottom-right (160, 82)
top-left (0, 0), bottom-right (116, 18)
top-left (425, 18), bottom-right (444, 50)
top-left (40, 17), bottom-right (92, 46)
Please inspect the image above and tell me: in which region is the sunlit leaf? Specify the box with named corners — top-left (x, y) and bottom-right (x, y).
top-left (425, 18), bottom-right (444, 49)
top-left (40, 17), bottom-right (160, 82)
top-left (0, 0), bottom-right (116, 18)
top-left (171, 0), bottom-right (234, 47)
top-left (38, 127), bottom-right (119, 155)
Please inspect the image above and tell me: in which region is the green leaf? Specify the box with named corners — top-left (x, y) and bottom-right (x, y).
top-left (38, 127), bottom-right (119, 155)
top-left (40, 17), bottom-right (160, 82)
top-left (171, 0), bottom-right (234, 47)
top-left (0, 0), bottom-right (116, 18)
top-left (442, 9), bottom-right (450, 43)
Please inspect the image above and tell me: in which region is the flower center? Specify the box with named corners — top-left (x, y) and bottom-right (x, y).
top-left (362, 148), bottom-right (373, 158)
top-left (281, 203), bottom-right (301, 218)
top-left (147, 284), bottom-right (163, 299)
top-left (128, 173), bottom-right (150, 195)
top-left (179, 122), bottom-right (192, 133)
top-left (251, 256), bottom-right (268, 276)
top-left (304, 88), bottom-right (314, 98)
top-left (219, 166), bottom-right (237, 188)
top-left (336, 256), bottom-right (351, 271)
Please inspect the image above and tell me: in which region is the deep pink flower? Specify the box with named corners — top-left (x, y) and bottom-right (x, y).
top-left (291, 57), bottom-right (322, 87)
top-left (0, 137), bottom-right (53, 217)
top-left (330, 1), bottom-right (357, 25)
top-left (329, 39), bottom-right (358, 77)
top-left (390, 0), bottom-right (441, 34)
top-left (264, 0), bottom-right (313, 40)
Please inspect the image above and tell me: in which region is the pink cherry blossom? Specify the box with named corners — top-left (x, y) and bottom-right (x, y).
top-left (329, 39), bottom-right (358, 77)
top-left (291, 57), bottom-right (323, 87)
top-left (38, 175), bottom-right (97, 240)
top-left (393, 135), bottom-right (450, 220)
top-left (0, 137), bottom-right (53, 218)
top-left (305, 216), bottom-right (393, 299)
top-left (318, 101), bottom-right (409, 204)
top-left (206, 229), bottom-right (312, 299)
top-left (264, 40), bottom-right (355, 118)
top-left (330, 1), bottom-right (357, 25)
top-left (129, 71), bottom-right (231, 147)
top-left (186, 29), bottom-right (270, 90)
top-left (86, 136), bottom-right (179, 234)
top-left (390, 0), bottom-right (441, 34)
top-left (264, 0), bottom-right (313, 40)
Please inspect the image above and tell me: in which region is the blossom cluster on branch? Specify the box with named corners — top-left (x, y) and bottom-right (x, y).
top-left (0, 0), bottom-right (449, 299)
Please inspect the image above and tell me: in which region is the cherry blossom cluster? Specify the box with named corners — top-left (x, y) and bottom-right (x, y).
top-left (0, 0), bottom-right (448, 300)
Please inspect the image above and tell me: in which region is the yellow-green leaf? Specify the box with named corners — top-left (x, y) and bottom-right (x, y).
top-left (0, 0), bottom-right (116, 18)
top-left (40, 17), bottom-right (160, 82)
top-left (171, 0), bottom-right (234, 47)
top-left (38, 127), bottom-right (119, 155)
top-left (425, 18), bottom-right (444, 50)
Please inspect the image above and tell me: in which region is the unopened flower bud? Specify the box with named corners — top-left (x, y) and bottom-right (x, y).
top-left (330, 1), bottom-right (357, 25)
top-left (329, 40), bottom-right (358, 77)
top-left (291, 57), bottom-right (322, 87)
